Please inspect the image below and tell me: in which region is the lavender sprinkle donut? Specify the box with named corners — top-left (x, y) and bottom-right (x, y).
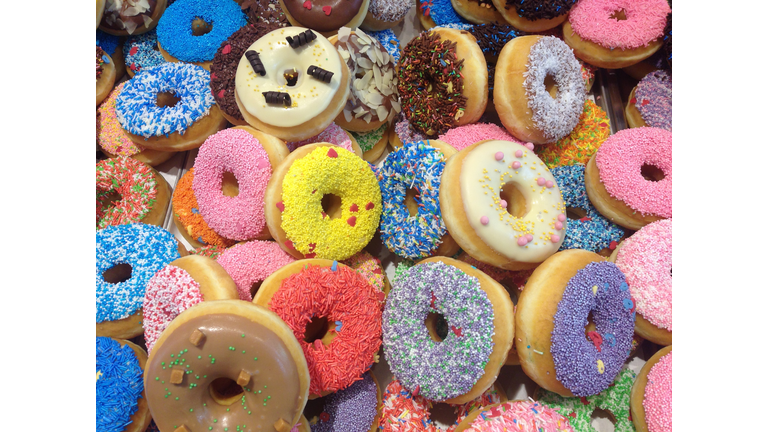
top-left (551, 261), bottom-right (635, 396)
top-left (383, 261), bottom-right (494, 402)
top-left (634, 70), bottom-right (671, 131)
top-left (309, 372), bottom-right (378, 432)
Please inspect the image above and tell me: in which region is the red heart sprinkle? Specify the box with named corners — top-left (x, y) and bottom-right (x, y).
top-left (609, 241), bottom-right (618, 250)
top-left (376, 291), bottom-right (385, 301)
top-left (430, 293), bottom-right (437, 309)
top-left (451, 326), bottom-right (463, 337)
top-left (365, 202), bottom-right (374, 210)
top-left (276, 201), bottom-right (285, 212)
top-left (641, 99), bottom-right (650, 106)
top-left (350, 203), bottom-right (359, 212)
top-left (630, 97), bottom-right (637, 104)
top-left (311, 189), bottom-right (317, 194)
top-left (305, 252), bottom-right (316, 258)
top-left (319, 412), bottom-right (329, 422)
top-left (303, 0), bottom-right (311, 8)
top-left (308, 243), bottom-right (316, 252)
top-left (210, 72), bottom-right (216, 80)
top-left (327, 148), bottom-right (338, 158)
top-left (284, 240), bottom-right (294, 249)
top-left (222, 44), bottom-right (232, 55)
top-left (412, 385), bottom-right (420, 396)
top-left (129, 47), bottom-right (138, 56)
top-left (347, 216), bottom-right (356, 227)
top-left (321, 212), bottom-right (327, 218)
top-left (569, 413), bottom-right (577, 418)
top-left (580, 397), bottom-right (589, 405)
top-left (129, 63), bottom-right (138, 71)
top-left (373, 268), bottom-right (382, 274)
top-left (322, 5), bottom-right (332, 15)
top-left (217, 90), bottom-right (225, 98)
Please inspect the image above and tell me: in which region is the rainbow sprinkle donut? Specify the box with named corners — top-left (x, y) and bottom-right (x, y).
top-left (535, 100), bottom-right (611, 168)
top-left (216, 240), bottom-right (296, 301)
top-left (124, 29), bottom-right (167, 76)
top-left (341, 250), bottom-right (388, 304)
top-left (458, 400), bottom-right (574, 431)
top-left (96, 157), bottom-right (167, 230)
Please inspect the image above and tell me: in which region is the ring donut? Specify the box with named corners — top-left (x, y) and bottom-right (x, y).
top-left (216, 240), bottom-right (297, 301)
top-left (490, 0), bottom-right (574, 32)
top-left (97, 47), bottom-right (116, 106)
top-left (630, 346), bottom-right (672, 432)
top-left (96, 337), bottom-right (152, 432)
top-left (625, 70), bottom-right (672, 131)
top-left (278, 0), bottom-right (371, 35)
top-left (99, 0), bottom-right (167, 36)
top-left (171, 168), bottom-right (238, 249)
top-left (453, 400), bottom-right (575, 431)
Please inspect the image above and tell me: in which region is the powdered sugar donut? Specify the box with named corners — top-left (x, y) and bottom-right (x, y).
top-left (216, 240), bottom-right (297, 301)
top-left (438, 123), bottom-right (522, 152)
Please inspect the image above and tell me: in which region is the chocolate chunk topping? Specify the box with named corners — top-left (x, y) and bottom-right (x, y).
top-left (263, 91), bottom-right (292, 106)
top-left (307, 65), bottom-right (334, 83)
top-left (505, 0), bottom-right (576, 21)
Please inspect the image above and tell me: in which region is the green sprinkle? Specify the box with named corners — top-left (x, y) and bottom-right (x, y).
top-left (241, 334), bottom-right (246, 338)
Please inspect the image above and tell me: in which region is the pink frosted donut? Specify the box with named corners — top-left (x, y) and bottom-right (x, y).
top-left (438, 123), bottom-right (524, 152)
top-left (461, 400), bottom-right (574, 431)
top-left (594, 127), bottom-right (671, 218)
top-left (192, 128), bottom-right (271, 241)
top-left (287, 122), bottom-right (354, 154)
top-left (614, 219), bottom-right (672, 331)
top-left (569, 0), bottom-right (671, 50)
top-left (643, 351), bottom-right (672, 432)
top-left (216, 240), bottom-right (296, 301)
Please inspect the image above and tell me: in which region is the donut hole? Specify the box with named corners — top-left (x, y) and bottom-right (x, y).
top-left (283, 69), bottom-right (300, 87)
top-left (404, 187), bottom-right (421, 217)
top-left (102, 263), bottom-right (132, 284)
top-left (156, 91), bottom-right (181, 108)
top-left (321, 193), bottom-right (343, 220)
top-left (249, 280), bottom-right (263, 298)
top-left (428, 402), bottom-right (458, 426)
top-left (609, 9), bottom-right (627, 21)
top-left (640, 164), bottom-right (665, 182)
top-left (590, 407), bottom-right (617, 432)
top-left (209, 377), bottom-right (244, 406)
top-left (566, 207), bottom-right (587, 220)
top-left (499, 182), bottom-right (528, 218)
top-left (425, 312), bottom-right (449, 343)
top-left (222, 171), bottom-right (239, 197)
top-left (191, 17), bottom-right (213, 36)
top-left (544, 73), bottom-right (559, 99)
top-left (304, 315), bottom-right (337, 346)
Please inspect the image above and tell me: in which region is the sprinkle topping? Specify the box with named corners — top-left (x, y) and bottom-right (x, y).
top-left (96, 157), bottom-right (158, 230)
top-left (96, 337), bottom-right (144, 432)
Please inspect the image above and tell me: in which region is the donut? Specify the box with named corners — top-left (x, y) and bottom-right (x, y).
top-left (156, 0), bottom-right (246, 70)
top-left (438, 122), bottom-right (521, 152)
top-left (350, 122), bottom-right (389, 162)
top-left (494, 35), bottom-right (586, 144)
top-left (491, 0), bottom-right (575, 32)
top-left (630, 346), bottom-right (671, 432)
top-left (142, 255), bottom-right (239, 353)
top-left (330, 27), bottom-right (400, 132)
top-left (171, 168), bottom-right (237, 249)
top-left (253, 259), bottom-right (383, 397)
top-left (97, 82), bottom-right (174, 167)
top-left (306, 371), bottom-right (381, 432)
top-left (377, 140), bottom-right (460, 259)
top-left (97, 47), bottom-right (116, 106)
top-left (550, 165), bottom-right (625, 254)
top-left (124, 29), bottom-right (167, 77)
top-left (534, 100), bottom-right (610, 168)
top-left (234, 27), bottom-right (352, 142)
top-left (537, 367), bottom-right (638, 432)
top-left (662, 14), bottom-right (672, 69)
top-left (97, 157), bottom-right (172, 230)
top-left (97, 0), bottom-right (106, 28)
top-left (278, 0), bottom-right (371, 35)
top-left (625, 70), bottom-right (672, 131)
top-left (378, 379), bottom-right (507, 432)
top-left (584, 127), bottom-right (671, 230)
top-left (189, 244), bottom-right (225, 259)
top-left (515, 250), bottom-right (635, 397)
top-left (397, 28), bottom-right (487, 137)
top-left (439, 139), bottom-right (567, 270)
top-left (116, 62), bottom-right (228, 152)
top-left (265, 144), bottom-right (382, 261)
top-left (383, 257), bottom-right (514, 403)
top-left (96, 337), bottom-right (152, 432)
top-left (210, 22), bottom-right (283, 126)
top-left (217, 240), bottom-right (297, 301)
top-left (341, 250), bottom-right (390, 304)
top-left (455, 251), bottom-right (514, 284)
top-left (144, 300), bottom-right (311, 432)
top-left (96, 223), bottom-right (184, 339)
top-left (287, 122), bottom-right (360, 156)
top-left (369, 28), bottom-right (401, 63)
top-left (465, 23), bottom-right (523, 109)
top-left (453, 400), bottom-right (575, 432)
top-left (99, 0), bottom-right (167, 36)
top-left (417, 0), bottom-right (471, 29)
top-left (192, 128), bottom-right (276, 241)
top-left (610, 219), bottom-right (672, 346)
top-left (563, 0), bottom-right (671, 69)
top-left (97, 29), bottom-right (126, 80)
top-left (361, 0), bottom-right (413, 31)
top-left (451, 0), bottom-right (504, 25)
top-left (241, 0), bottom-right (290, 27)
top-left (391, 112), bottom-right (427, 149)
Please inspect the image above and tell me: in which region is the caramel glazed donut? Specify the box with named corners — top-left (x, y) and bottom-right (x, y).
top-left (235, 27), bottom-right (351, 142)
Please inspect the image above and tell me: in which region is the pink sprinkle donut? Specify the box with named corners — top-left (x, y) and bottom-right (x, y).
top-left (97, 82), bottom-right (145, 157)
top-left (463, 400), bottom-right (574, 431)
top-left (569, 0), bottom-right (671, 50)
top-left (595, 127), bottom-right (671, 218)
top-left (615, 219), bottom-right (672, 331)
top-left (438, 123), bottom-right (524, 152)
top-left (643, 351), bottom-right (672, 432)
top-left (216, 240), bottom-right (296, 301)
top-left (287, 122), bottom-right (354, 154)
top-left (192, 128), bottom-right (271, 241)
top-left (142, 265), bottom-right (204, 353)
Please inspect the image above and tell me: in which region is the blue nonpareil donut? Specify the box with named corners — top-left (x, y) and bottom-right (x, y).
top-left (124, 29), bottom-right (167, 75)
top-left (96, 337), bottom-right (145, 432)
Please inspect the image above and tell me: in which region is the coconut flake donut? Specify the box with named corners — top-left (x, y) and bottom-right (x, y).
top-left (144, 300), bottom-right (310, 432)
top-left (362, 0), bottom-right (413, 31)
top-left (142, 255), bottom-right (239, 353)
top-left (397, 28), bottom-right (487, 137)
top-left (491, 0), bottom-right (575, 32)
top-left (534, 100), bottom-right (610, 169)
top-left (97, 224), bottom-right (184, 339)
top-left (124, 29), bottom-right (167, 77)
top-left (96, 337), bottom-right (152, 432)
top-left (97, 83), bottom-right (174, 167)
top-left (99, 0), bottom-right (167, 36)
top-left (351, 123), bottom-right (389, 162)
top-left (454, 400), bottom-right (575, 432)
top-left (116, 62), bottom-right (228, 151)
top-left (172, 168), bottom-right (237, 249)
top-left (626, 70), bottom-right (672, 131)
top-left (631, 346), bottom-right (672, 432)
top-left (585, 127), bottom-right (671, 230)
top-left (253, 259), bottom-right (383, 397)
top-left (97, 47), bottom-right (116, 106)
top-left (610, 219), bottom-right (672, 345)
top-left (440, 139), bottom-right (567, 270)
top-left (279, 0), bottom-right (370, 35)
top-left (516, 250), bottom-right (635, 397)
top-left (378, 140), bottom-right (459, 259)
top-left (563, 0), bottom-right (671, 69)
top-left (235, 27), bottom-right (351, 142)
top-left (306, 371), bottom-right (381, 432)
top-left (265, 144), bottom-right (382, 261)
top-left (217, 240), bottom-right (297, 301)
top-left (494, 35), bottom-right (586, 144)
top-left (383, 257), bottom-right (514, 404)
top-left (438, 122), bottom-right (522, 152)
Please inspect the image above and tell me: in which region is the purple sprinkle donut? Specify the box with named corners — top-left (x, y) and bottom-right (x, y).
top-left (634, 70), bottom-right (671, 131)
top-left (550, 261), bottom-right (634, 396)
top-left (309, 372), bottom-right (378, 432)
top-left (382, 261), bottom-right (495, 402)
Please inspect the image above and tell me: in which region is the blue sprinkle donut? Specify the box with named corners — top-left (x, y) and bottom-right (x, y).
top-left (377, 141), bottom-right (448, 259)
top-left (551, 261), bottom-right (635, 396)
top-left (96, 337), bottom-right (146, 432)
top-left (96, 29), bottom-right (120, 56)
top-left (551, 165), bottom-right (624, 253)
top-left (369, 29), bottom-right (401, 63)
top-left (420, 0), bottom-right (470, 26)
top-left (116, 62), bottom-right (215, 139)
top-left (96, 223), bottom-right (180, 324)
top-left (124, 29), bottom-right (167, 75)
top-left (156, 0), bottom-right (246, 64)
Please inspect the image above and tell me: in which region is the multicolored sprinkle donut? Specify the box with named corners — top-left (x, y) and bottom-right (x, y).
top-left (96, 157), bottom-right (170, 230)
top-left (341, 250), bottom-right (388, 304)
top-left (456, 400), bottom-right (575, 432)
top-left (124, 29), bottom-right (167, 76)
top-left (535, 100), bottom-right (610, 168)
top-left (216, 240), bottom-right (297, 301)
top-left (287, 123), bottom-right (356, 155)
top-left (369, 29), bottom-right (401, 62)
top-left (629, 70), bottom-right (671, 131)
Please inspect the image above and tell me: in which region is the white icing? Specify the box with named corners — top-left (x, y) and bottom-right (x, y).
top-left (459, 140), bottom-right (566, 263)
top-left (235, 27), bottom-right (343, 128)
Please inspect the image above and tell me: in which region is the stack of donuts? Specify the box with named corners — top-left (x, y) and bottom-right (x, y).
top-left (96, 1), bottom-right (672, 431)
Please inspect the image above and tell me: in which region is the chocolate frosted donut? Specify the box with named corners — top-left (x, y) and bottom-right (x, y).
top-left (241, 0), bottom-right (289, 27)
top-left (280, 0), bottom-right (370, 34)
top-left (99, 0), bottom-right (167, 36)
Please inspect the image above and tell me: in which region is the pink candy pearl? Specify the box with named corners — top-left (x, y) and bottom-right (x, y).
top-left (499, 199), bottom-right (507, 208)
top-left (515, 150), bottom-right (523, 158)
top-left (558, 214), bottom-right (566, 222)
top-left (526, 234), bottom-right (533, 242)
top-left (537, 177), bottom-right (546, 186)
top-left (512, 161), bottom-right (521, 169)
top-left (480, 216), bottom-right (489, 225)
top-left (525, 142), bottom-right (534, 150)
top-left (494, 152), bottom-right (504, 161)
top-left (551, 235), bottom-right (560, 243)
top-left (517, 237), bottom-right (528, 246)
top-left (545, 180), bottom-right (554, 188)
top-left (555, 221), bottom-right (563, 230)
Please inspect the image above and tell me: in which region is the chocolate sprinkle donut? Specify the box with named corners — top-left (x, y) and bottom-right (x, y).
top-left (240, 0), bottom-right (288, 27)
top-left (504, 0), bottom-right (576, 21)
